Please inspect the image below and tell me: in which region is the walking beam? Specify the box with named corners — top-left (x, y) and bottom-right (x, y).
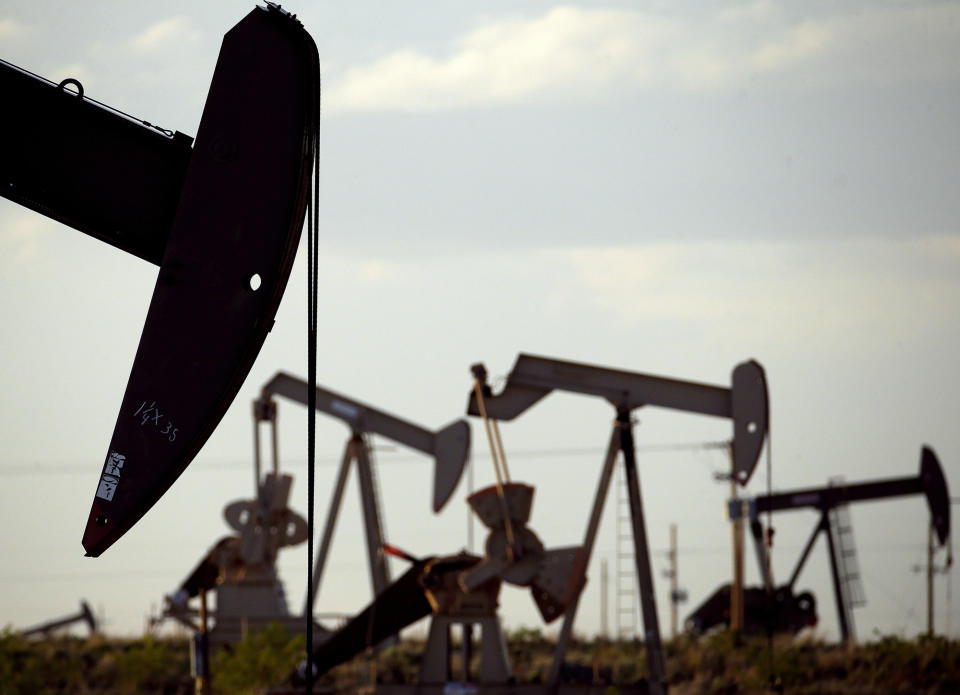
top-left (260, 371), bottom-right (470, 512)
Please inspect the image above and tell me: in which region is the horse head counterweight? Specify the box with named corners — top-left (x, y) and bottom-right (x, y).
top-left (0, 5), bottom-right (321, 556)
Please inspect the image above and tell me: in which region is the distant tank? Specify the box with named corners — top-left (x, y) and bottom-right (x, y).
top-left (685, 584), bottom-right (817, 636)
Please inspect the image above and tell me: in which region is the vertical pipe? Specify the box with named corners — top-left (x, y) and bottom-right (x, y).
top-left (670, 524), bottom-right (678, 640)
top-left (252, 403), bottom-right (262, 496)
top-left (467, 457), bottom-right (474, 554)
top-left (730, 454), bottom-right (744, 633)
top-left (461, 623), bottom-right (473, 682)
top-left (197, 589), bottom-right (211, 695)
top-left (270, 404), bottom-right (279, 475)
top-left (619, 409), bottom-right (667, 695)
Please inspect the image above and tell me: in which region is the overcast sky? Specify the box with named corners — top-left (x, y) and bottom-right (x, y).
top-left (1, 1), bottom-right (958, 645)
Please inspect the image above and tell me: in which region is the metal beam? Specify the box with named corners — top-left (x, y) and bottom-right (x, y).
top-left (0, 59), bottom-right (191, 265)
top-left (261, 371), bottom-right (470, 512)
top-left (752, 446), bottom-right (950, 545)
top-left (467, 354), bottom-right (768, 485)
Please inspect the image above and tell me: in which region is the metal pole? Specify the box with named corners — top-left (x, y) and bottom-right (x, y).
top-left (928, 521), bottom-right (935, 637)
top-left (270, 404), bottom-right (279, 475)
top-left (730, 453), bottom-right (744, 633)
top-left (197, 589), bottom-right (211, 695)
top-left (787, 520), bottom-right (824, 589)
top-left (355, 436), bottom-right (390, 598)
top-left (252, 404), bottom-right (262, 495)
top-left (619, 409), bottom-right (667, 695)
top-left (305, 438), bottom-right (355, 615)
top-left (547, 425), bottom-right (621, 688)
top-left (467, 457), bottom-right (474, 553)
top-left (670, 524), bottom-right (678, 639)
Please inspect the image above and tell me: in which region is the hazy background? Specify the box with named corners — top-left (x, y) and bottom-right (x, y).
top-left (0, 0), bottom-right (957, 643)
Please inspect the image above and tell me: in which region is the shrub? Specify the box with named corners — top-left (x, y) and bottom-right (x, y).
top-left (211, 622), bottom-right (305, 695)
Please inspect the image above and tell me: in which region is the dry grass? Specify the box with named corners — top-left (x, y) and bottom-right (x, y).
top-left (2, 624), bottom-right (958, 694)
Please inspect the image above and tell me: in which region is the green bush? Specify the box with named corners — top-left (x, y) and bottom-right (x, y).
top-left (211, 622), bottom-right (305, 695)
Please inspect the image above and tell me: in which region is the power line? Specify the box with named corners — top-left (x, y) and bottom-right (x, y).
top-left (0, 440), bottom-right (731, 476)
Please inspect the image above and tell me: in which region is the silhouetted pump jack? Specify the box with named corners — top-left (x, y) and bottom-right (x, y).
top-left (20, 600), bottom-right (98, 638)
top-left (467, 354), bottom-right (769, 695)
top-left (709, 446), bottom-right (951, 643)
top-left (255, 371), bottom-right (471, 621)
top-left (0, 4), bottom-right (320, 556)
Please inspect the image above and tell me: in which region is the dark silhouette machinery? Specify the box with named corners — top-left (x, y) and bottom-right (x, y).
top-left (306, 482), bottom-right (585, 687)
top-left (156, 372), bottom-right (469, 650)
top-left (20, 601), bottom-right (99, 639)
top-left (0, 4), bottom-right (320, 556)
top-left (301, 354), bottom-right (769, 695)
top-left (687, 446), bottom-right (951, 641)
top-left (256, 372), bottom-right (470, 619)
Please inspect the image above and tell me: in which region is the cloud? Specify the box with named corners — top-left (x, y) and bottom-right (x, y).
top-left (326, 2), bottom-right (960, 112)
top-left (0, 18), bottom-right (27, 40)
top-left (0, 212), bottom-right (55, 264)
top-left (130, 16), bottom-right (199, 53)
top-left (47, 62), bottom-right (92, 90)
top-left (541, 236), bottom-right (960, 344)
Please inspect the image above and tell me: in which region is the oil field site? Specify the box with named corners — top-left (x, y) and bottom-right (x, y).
top-left (1, 2), bottom-right (958, 694)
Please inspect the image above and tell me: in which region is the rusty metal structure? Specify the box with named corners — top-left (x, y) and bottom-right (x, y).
top-left (0, 3), bottom-right (320, 556)
top-left (716, 445), bottom-right (951, 643)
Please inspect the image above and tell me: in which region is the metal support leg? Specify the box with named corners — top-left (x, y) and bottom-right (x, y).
top-left (355, 435), bottom-right (391, 598)
top-left (305, 438), bottom-right (355, 615)
top-left (252, 408), bottom-right (263, 495)
top-left (787, 519), bottom-right (823, 590)
top-left (461, 623), bottom-right (473, 682)
top-left (547, 425), bottom-right (622, 687)
top-left (619, 410), bottom-right (667, 695)
top-left (749, 519), bottom-right (774, 592)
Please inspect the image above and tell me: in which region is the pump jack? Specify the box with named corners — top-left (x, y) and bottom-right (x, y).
top-left (21, 601), bottom-right (98, 638)
top-left (720, 446), bottom-right (951, 643)
top-left (467, 354), bottom-right (769, 695)
top-left (255, 372), bottom-right (471, 620)
top-left (0, 4), bottom-right (320, 556)
top-left (156, 371), bottom-right (469, 650)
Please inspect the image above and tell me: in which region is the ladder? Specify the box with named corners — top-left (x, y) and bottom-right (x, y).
top-left (827, 477), bottom-right (866, 640)
top-left (615, 458), bottom-right (638, 639)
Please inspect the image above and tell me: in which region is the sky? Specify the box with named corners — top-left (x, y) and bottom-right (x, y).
top-left (0, 0), bottom-right (958, 647)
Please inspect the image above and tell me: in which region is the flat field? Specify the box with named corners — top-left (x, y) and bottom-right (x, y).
top-left (2, 625), bottom-right (957, 694)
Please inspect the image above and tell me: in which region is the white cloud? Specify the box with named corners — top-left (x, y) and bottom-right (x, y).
top-left (541, 236), bottom-right (960, 344)
top-left (0, 18), bottom-right (27, 40)
top-left (130, 16), bottom-right (199, 53)
top-left (0, 212), bottom-right (55, 264)
top-left (48, 62), bottom-right (92, 90)
top-left (326, 2), bottom-right (960, 112)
